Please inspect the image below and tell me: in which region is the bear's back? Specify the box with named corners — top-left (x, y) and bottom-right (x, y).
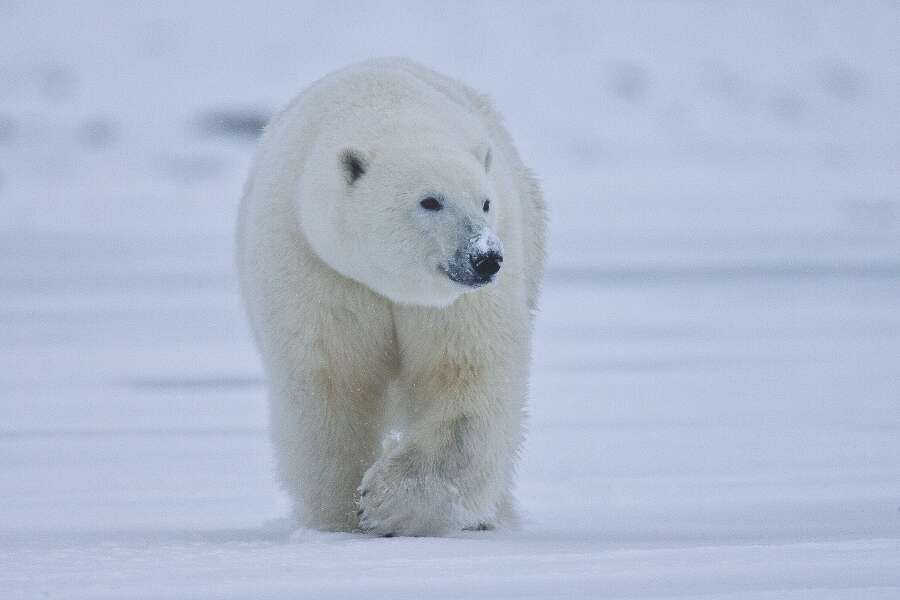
top-left (262, 59), bottom-right (489, 163)
top-left (324, 58), bottom-right (487, 148)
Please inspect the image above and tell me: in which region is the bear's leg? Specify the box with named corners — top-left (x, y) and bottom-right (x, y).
top-left (357, 299), bottom-right (528, 536)
top-left (267, 306), bottom-right (395, 533)
top-left (271, 372), bottom-right (385, 532)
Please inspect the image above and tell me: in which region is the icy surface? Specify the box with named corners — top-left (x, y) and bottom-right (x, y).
top-left (2, 2), bottom-right (899, 598)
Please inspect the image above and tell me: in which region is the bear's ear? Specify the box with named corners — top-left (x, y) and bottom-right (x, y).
top-left (339, 147), bottom-right (370, 185)
top-left (473, 143), bottom-right (492, 173)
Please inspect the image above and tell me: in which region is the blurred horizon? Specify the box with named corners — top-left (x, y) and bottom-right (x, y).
top-left (2, 1), bottom-right (898, 272)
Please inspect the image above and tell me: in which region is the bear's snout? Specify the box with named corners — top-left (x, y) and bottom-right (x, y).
top-left (445, 227), bottom-right (505, 288)
top-left (470, 250), bottom-right (503, 280)
top-left (445, 245), bottom-right (504, 288)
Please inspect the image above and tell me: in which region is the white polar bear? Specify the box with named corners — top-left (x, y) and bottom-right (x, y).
top-left (237, 58), bottom-right (546, 536)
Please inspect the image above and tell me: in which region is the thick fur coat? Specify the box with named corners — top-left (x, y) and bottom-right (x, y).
top-left (237, 58), bottom-right (546, 536)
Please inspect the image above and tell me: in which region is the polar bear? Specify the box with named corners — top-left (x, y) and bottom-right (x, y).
top-left (237, 58), bottom-right (546, 536)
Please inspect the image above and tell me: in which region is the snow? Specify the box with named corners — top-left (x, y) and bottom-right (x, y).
top-left (2, 2), bottom-right (899, 598)
top-left (471, 228), bottom-right (503, 257)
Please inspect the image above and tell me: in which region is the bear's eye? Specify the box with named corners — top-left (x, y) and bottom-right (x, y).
top-left (420, 197), bottom-right (443, 211)
top-left (483, 199), bottom-right (490, 213)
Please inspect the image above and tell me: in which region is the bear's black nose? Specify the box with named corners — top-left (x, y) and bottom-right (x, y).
top-left (471, 251), bottom-right (503, 279)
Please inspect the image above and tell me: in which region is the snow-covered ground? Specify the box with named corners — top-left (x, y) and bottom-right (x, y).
top-left (2, 2), bottom-right (899, 598)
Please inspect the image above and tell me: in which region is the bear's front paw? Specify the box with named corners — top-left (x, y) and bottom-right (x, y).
top-left (356, 452), bottom-right (464, 537)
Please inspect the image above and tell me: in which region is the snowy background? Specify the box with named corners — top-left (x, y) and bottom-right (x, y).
top-left (2, 1), bottom-right (899, 598)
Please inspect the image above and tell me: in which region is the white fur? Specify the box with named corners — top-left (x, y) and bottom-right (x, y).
top-left (237, 58), bottom-right (546, 536)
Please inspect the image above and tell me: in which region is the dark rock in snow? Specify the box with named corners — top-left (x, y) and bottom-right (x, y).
top-left (196, 108), bottom-right (270, 141)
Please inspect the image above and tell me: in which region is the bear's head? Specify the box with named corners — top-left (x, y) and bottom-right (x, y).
top-left (298, 142), bottom-right (503, 307)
